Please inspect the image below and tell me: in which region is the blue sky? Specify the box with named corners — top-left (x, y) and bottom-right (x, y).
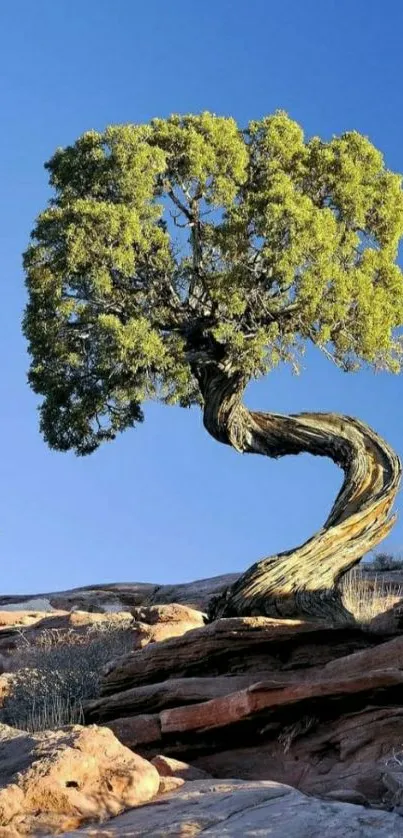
top-left (1, 0), bottom-right (403, 593)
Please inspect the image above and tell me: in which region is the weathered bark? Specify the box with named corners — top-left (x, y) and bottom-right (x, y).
top-left (196, 365), bottom-right (401, 624)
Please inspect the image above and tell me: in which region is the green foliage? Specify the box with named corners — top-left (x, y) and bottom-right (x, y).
top-left (24, 111), bottom-right (403, 453)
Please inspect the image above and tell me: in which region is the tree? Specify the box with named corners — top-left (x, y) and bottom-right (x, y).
top-left (23, 111), bottom-right (403, 623)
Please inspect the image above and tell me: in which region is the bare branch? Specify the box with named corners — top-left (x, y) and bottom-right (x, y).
top-left (167, 187), bottom-right (192, 221)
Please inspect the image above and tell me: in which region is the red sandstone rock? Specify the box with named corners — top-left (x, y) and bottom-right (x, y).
top-left (151, 755), bottom-right (211, 781)
top-left (107, 714), bottom-right (162, 749)
top-left (159, 669), bottom-right (403, 734)
top-left (100, 616), bottom-right (349, 695)
top-left (3, 579), bottom-right (402, 815)
top-left (192, 705), bottom-right (403, 805)
top-left (85, 673), bottom-right (294, 723)
top-left (321, 634), bottom-right (403, 678)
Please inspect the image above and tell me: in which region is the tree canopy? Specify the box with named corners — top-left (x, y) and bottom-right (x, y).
top-left (23, 111), bottom-right (403, 454)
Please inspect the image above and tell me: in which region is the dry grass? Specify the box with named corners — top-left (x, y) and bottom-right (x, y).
top-left (278, 714), bottom-right (319, 752)
top-left (341, 568), bottom-right (403, 624)
top-left (0, 622), bottom-right (134, 732)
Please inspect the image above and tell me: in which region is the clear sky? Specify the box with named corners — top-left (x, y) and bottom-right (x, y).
top-left (1, 0), bottom-right (403, 593)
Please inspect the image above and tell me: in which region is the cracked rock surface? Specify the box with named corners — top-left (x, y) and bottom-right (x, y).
top-left (63, 778), bottom-right (403, 837)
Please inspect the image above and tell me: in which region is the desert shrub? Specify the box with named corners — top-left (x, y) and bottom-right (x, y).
top-left (341, 568), bottom-right (403, 624)
top-left (0, 622), bottom-right (134, 732)
top-left (365, 552), bottom-right (403, 572)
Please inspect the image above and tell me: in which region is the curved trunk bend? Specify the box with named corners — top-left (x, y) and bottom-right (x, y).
top-left (198, 367), bottom-right (401, 624)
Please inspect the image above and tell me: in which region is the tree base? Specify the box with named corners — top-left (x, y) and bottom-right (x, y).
top-left (207, 557), bottom-right (355, 626)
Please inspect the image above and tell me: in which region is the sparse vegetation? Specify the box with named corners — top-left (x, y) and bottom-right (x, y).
top-left (341, 568), bottom-right (403, 624)
top-left (0, 623), bottom-right (134, 732)
top-left (364, 551), bottom-right (403, 572)
top-left (278, 715), bottom-right (319, 752)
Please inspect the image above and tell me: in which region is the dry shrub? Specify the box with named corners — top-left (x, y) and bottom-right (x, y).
top-left (341, 568), bottom-right (403, 624)
top-left (0, 622), bottom-right (134, 732)
top-left (365, 552), bottom-right (403, 572)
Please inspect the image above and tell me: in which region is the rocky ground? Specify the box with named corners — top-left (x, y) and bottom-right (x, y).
top-left (0, 572), bottom-right (402, 834)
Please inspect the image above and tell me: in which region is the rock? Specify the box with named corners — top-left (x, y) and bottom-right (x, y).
top-left (47, 583), bottom-right (157, 612)
top-left (85, 672), bottom-right (294, 723)
top-left (0, 584), bottom-right (157, 614)
top-left (86, 635), bottom-right (403, 725)
top-left (131, 604), bottom-right (205, 625)
top-left (151, 755), bottom-right (211, 781)
top-left (160, 669), bottom-right (403, 735)
top-left (49, 589), bottom-right (151, 614)
top-left (0, 723), bottom-right (159, 834)
top-left (86, 614), bottom-right (403, 808)
top-left (370, 601), bottom-right (403, 635)
top-left (157, 776), bottom-right (185, 794)
top-left (107, 715), bottom-right (162, 749)
top-left (382, 768), bottom-right (403, 807)
top-left (59, 779), bottom-right (403, 836)
top-left (322, 635), bottom-right (403, 678)
top-left (87, 619), bottom-right (403, 807)
top-left (0, 611), bottom-right (64, 627)
top-left (323, 789), bottom-right (371, 806)
top-left (3, 573), bottom-right (403, 818)
top-left (192, 704), bottom-right (403, 804)
top-left (100, 617), bottom-right (373, 696)
top-left (0, 599), bottom-right (56, 612)
top-left (0, 575), bottom-right (239, 615)
top-left (131, 604), bottom-right (206, 649)
top-left (148, 575), bottom-right (239, 610)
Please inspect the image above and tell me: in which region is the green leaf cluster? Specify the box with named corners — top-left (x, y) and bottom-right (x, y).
top-left (24, 112), bottom-right (403, 453)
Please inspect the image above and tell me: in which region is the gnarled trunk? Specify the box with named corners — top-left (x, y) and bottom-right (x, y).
top-left (196, 366), bottom-right (401, 624)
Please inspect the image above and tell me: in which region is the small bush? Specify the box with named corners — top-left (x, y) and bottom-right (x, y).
top-left (0, 622), bottom-right (134, 732)
top-left (365, 552), bottom-right (403, 572)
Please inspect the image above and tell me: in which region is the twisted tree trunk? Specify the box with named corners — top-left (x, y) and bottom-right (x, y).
top-left (197, 365), bottom-right (401, 625)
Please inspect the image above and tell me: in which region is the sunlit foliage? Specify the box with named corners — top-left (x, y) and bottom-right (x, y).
top-left (24, 112), bottom-right (403, 453)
